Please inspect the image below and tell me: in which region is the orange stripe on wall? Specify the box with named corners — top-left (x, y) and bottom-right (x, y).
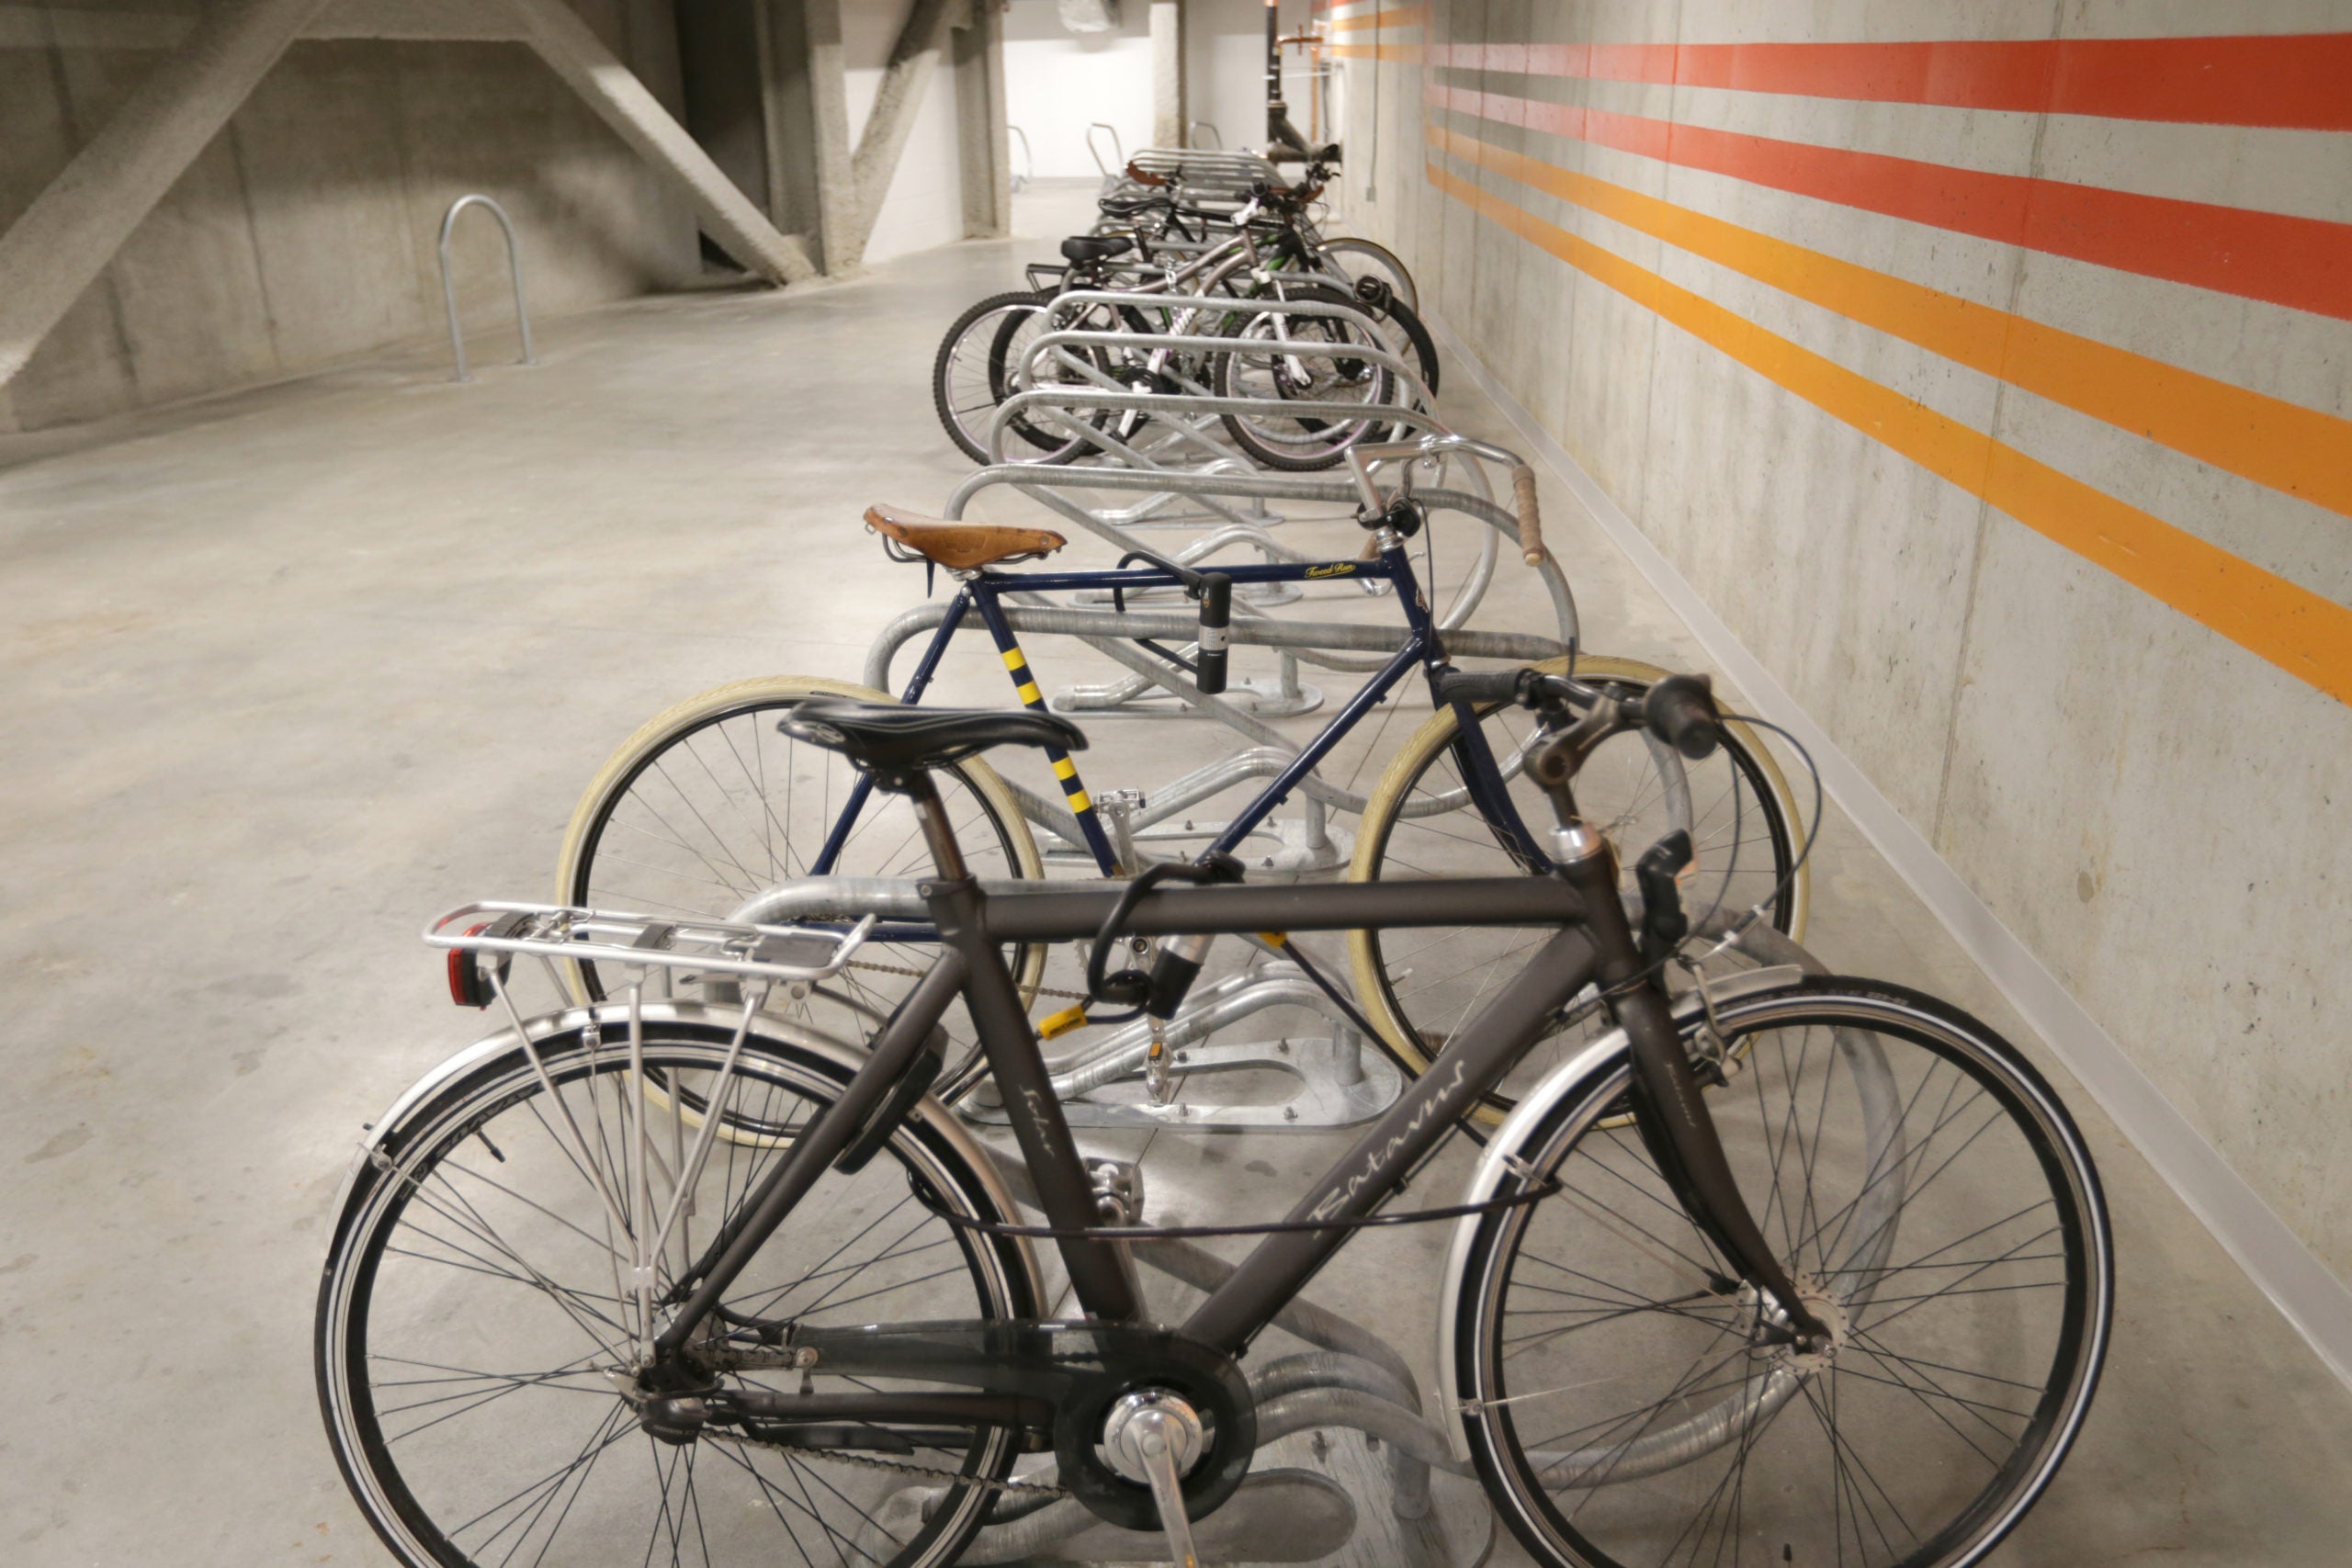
top-left (1329, 6), bottom-right (1423, 32)
top-left (1428, 83), bottom-right (2352, 322)
top-left (1425, 123), bottom-right (2352, 520)
top-left (1421, 33), bottom-right (2352, 131)
top-left (1423, 161), bottom-right (2352, 706)
top-left (1332, 43), bottom-right (1417, 62)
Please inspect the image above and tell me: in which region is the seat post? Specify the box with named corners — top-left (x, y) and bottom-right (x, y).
top-left (906, 774), bottom-right (972, 881)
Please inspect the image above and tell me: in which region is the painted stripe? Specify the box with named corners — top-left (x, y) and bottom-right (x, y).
top-left (1426, 123), bottom-right (2352, 519)
top-left (1425, 160), bottom-right (2352, 706)
top-left (1422, 33), bottom-right (2352, 133)
top-left (1052, 757), bottom-right (1079, 781)
top-left (1329, 5), bottom-right (1422, 32)
top-left (1428, 308), bottom-right (2352, 1396)
top-left (1427, 81), bottom-right (2352, 321)
top-left (1069, 790), bottom-right (1093, 814)
top-left (1000, 649), bottom-right (1024, 671)
top-left (1333, 43), bottom-right (1414, 62)
top-left (1016, 682), bottom-right (1044, 705)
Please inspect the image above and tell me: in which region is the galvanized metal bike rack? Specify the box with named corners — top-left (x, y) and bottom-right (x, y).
top-left (437, 194), bottom-right (534, 384)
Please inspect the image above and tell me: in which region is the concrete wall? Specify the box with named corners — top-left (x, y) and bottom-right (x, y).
top-left (1338, 2), bottom-right (2352, 1278)
top-left (0, 0), bottom-right (703, 431)
top-left (1001, 0), bottom-right (1151, 177)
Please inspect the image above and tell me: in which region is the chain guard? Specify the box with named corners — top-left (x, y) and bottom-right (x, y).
top-left (788, 1318), bottom-right (1256, 1531)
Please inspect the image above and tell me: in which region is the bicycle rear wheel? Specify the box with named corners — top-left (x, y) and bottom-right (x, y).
top-left (1453, 977), bottom-right (2111, 1568)
top-left (317, 1012), bottom-right (1039, 1568)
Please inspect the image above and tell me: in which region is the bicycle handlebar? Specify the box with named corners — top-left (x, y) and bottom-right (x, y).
top-left (1432, 667), bottom-right (1725, 761)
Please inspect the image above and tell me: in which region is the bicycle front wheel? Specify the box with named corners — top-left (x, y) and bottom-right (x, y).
top-left (317, 1011), bottom-right (1040, 1568)
top-left (1453, 977), bottom-right (2111, 1568)
top-left (1348, 655), bottom-right (1805, 1119)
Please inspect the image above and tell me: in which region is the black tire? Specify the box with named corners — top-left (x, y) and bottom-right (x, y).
top-left (932, 289), bottom-right (1105, 465)
top-left (1212, 281), bottom-right (1400, 470)
top-left (1454, 977), bottom-right (2112, 1568)
top-left (317, 1012), bottom-right (1040, 1568)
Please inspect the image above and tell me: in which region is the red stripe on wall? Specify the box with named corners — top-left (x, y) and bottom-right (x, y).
top-left (1425, 33), bottom-right (2352, 131)
top-left (1429, 83), bottom-right (2352, 321)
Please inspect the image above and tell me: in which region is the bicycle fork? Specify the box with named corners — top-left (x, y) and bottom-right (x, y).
top-left (1548, 835), bottom-right (1833, 1348)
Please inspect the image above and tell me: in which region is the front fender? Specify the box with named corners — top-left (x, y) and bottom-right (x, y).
top-left (1431, 964), bottom-right (1804, 1461)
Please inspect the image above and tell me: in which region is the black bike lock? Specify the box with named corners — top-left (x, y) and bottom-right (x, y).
top-left (1195, 572), bottom-right (1233, 695)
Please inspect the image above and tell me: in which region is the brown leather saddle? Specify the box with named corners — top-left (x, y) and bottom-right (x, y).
top-left (865, 503), bottom-right (1066, 571)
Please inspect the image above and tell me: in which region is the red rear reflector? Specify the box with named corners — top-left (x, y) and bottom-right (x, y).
top-left (448, 922), bottom-right (492, 1008)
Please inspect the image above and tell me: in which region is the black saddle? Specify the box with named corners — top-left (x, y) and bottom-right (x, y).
top-left (780, 699), bottom-right (1086, 786)
top-left (1059, 234), bottom-right (1135, 265)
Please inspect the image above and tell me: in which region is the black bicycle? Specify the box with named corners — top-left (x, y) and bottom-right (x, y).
top-left (319, 671), bottom-right (2110, 1568)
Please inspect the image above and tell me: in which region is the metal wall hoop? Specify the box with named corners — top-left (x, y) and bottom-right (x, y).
top-left (437, 194), bottom-right (536, 384)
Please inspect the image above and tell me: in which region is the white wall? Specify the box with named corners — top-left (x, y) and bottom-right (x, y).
top-left (1002, 0), bottom-right (1152, 178)
top-left (842, 0), bottom-right (970, 264)
top-left (1182, 0), bottom-right (1264, 152)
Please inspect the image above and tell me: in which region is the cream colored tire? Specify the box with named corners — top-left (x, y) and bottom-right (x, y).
top-left (558, 674), bottom-right (1046, 1010)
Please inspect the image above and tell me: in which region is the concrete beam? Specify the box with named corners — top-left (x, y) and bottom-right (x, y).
top-left (0, 0), bottom-right (327, 392)
top-left (840, 0), bottom-right (955, 269)
top-left (1150, 0), bottom-right (1182, 151)
top-left (512, 0), bottom-right (817, 284)
top-left (952, 0), bottom-right (1011, 239)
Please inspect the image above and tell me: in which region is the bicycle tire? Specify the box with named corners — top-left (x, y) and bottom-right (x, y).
top-left (933, 290), bottom-right (1104, 465)
top-left (1452, 976), bottom-right (2111, 1568)
top-left (1314, 234), bottom-right (1420, 314)
top-left (1211, 281), bottom-right (1400, 471)
top-left (1346, 655), bottom-right (1806, 1123)
top-left (316, 1010), bottom-right (1041, 1568)
top-left (558, 676), bottom-right (1048, 1067)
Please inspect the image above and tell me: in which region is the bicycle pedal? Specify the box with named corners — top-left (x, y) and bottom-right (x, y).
top-left (1103, 1390), bottom-right (1204, 1568)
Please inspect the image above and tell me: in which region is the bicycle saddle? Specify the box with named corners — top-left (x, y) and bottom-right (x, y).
top-left (1059, 234), bottom-right (1134, 265)
top-left (779, 698), bottom-right (1086, 781)
top-left (865, 504), bottom-right (1065, 570)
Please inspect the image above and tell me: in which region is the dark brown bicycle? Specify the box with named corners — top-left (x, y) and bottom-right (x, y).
top-left (318, 671), bottom-right (2110, 1568)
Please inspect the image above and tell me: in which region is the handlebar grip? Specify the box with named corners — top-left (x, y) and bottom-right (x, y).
top-left (1511, 464), bottom-right (1544, 566)
top-left (1642, 673), bottom-right (1722, 761)
top-left (1195, 573), bottom-right (1233, 696)
top-left (1433, 668), bottom-right (1526, 708)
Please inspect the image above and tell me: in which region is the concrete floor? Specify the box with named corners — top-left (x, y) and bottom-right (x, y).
top-left (3, 185), bottom-right (2349, 1564)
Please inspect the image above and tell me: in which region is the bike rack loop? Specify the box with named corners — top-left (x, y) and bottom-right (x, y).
top-left (437, 194), bottom-right (535, 384)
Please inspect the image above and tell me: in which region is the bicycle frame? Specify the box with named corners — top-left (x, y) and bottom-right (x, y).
top-left (805, 534), bottom-right (1546, 921)
top-left (655, 781), bottom-right (1826, 1373)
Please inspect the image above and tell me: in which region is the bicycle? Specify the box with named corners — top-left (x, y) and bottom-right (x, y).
top-left (933, 166), bottom-right (1434, 468)
top-left (558, 443), bottom-right (1805, 1111)
top-left (320, 671), bottom-right (2111, 1567)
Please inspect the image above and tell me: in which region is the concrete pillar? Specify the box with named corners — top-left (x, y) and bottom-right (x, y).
top-left (1150, 0), bottom-right (1183, 152)
top-left (761, 0), bottom-right (857, 273)
top-left (953, 0), bottom-right (1012, 239)
top-left (0, 0), bottom-right (327, 393)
